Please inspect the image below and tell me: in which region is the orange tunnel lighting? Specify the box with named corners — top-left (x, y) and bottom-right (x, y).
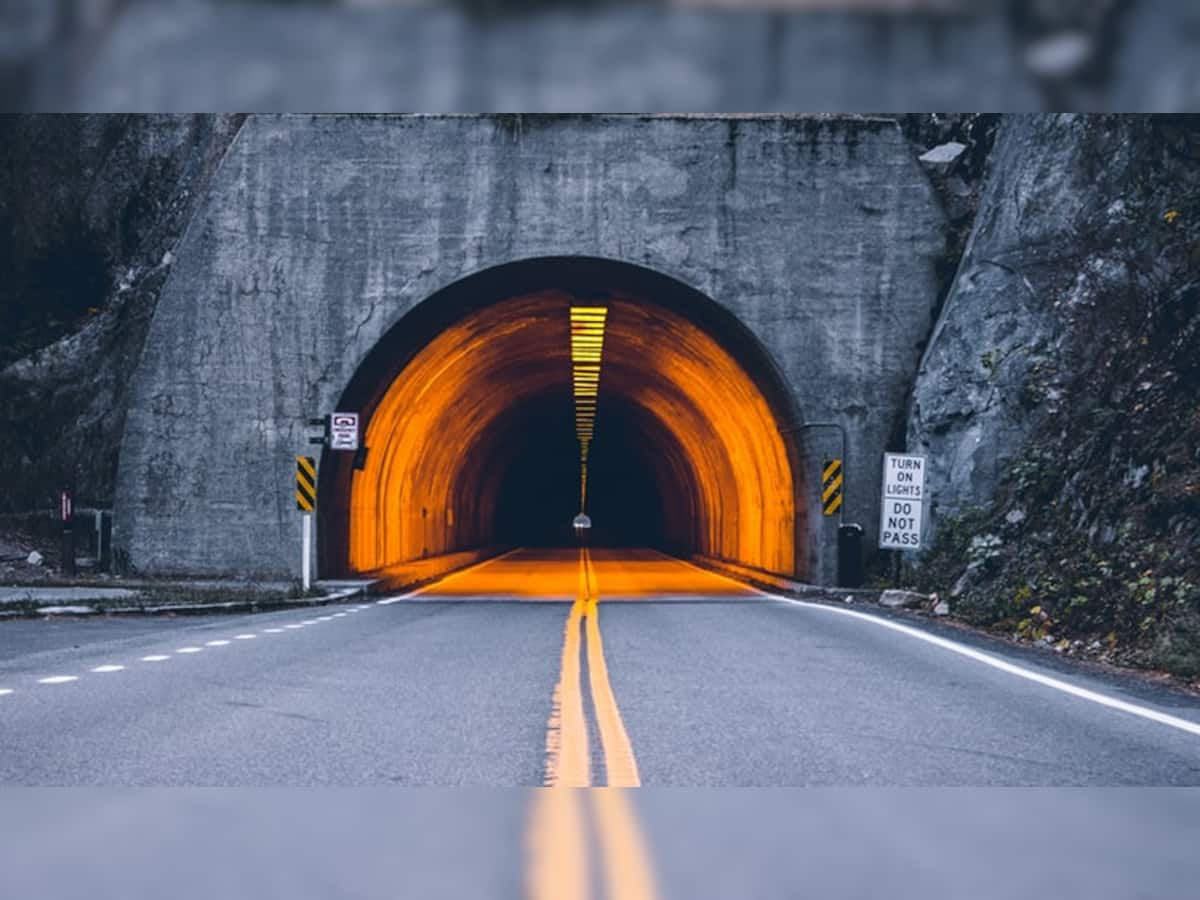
top-left (571, 305), bottom-right (609, 488)
top-left (344, 287), bottom-right (799, 579)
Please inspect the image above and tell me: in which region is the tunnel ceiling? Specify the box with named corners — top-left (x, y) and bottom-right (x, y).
top-left (338, 276), bottom-right (801, 580)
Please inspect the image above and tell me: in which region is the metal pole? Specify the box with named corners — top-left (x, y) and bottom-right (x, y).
top-left (301, 512), bottom-right (312, 592)
top-left (59, 489), bottom-right (75, 576)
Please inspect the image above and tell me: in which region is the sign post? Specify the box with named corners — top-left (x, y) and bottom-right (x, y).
top-left (879, 453), bottom-right (926, 551)
top-left (296, 456), bottom-right (317, 592)
top-left (301, 513), bottom-right (312, 593)
top-left (59, 489), bottom-right (75, 577)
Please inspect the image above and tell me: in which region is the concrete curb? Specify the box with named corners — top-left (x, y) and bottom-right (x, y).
top-left (687, 555), bottom-right (884, 602)
top-left (0, 582), bottom-right (378, 620)
top-left (687, 555), bottom-right (951, 616)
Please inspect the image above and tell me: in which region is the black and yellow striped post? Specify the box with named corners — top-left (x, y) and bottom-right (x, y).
top-left (822, 458), bottom-right (843, 517)
top-left (296, 456), bottom-right (316, 591)
top-left (296, 456), bottom-right (317, 511)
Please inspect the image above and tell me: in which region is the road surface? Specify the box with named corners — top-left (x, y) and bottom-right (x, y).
top-left (2, 548), bottom-right (1199, 897)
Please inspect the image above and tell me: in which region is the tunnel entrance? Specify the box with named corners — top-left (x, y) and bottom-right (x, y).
top-left (318, 258), bottom-right (806, 583)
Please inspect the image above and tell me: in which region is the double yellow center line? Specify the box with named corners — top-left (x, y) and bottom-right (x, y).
top-left (544, 547), bottom-right (639, 787)
top-left (527, 547), bottom-right (658, 900)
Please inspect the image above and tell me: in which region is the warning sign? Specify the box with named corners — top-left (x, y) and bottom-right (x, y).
top-left (296, 456), bottom-right (317, 512)
top-left (879, 453), bottom-right (926, 550)
top-left (822, 459), bottom-right (843, 516)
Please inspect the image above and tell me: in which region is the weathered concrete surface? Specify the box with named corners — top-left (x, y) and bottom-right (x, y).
top-left (906, 114), bottom-right (1159, 537)
top-left (114, 114), bottom-right (945, 581)
top-left (0, 587), bottom-right (138, 604)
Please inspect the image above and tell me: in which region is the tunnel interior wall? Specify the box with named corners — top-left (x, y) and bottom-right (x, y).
top-left (113, 114), bottom-right (945, 583)
top-left (329, 281), bottom-right (800, 580)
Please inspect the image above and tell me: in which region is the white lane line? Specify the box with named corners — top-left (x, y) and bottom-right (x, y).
top-left (91, 665), bottom-right (125, 673)
top-left (377, 592), bottom-right (418, 607)
top-left (142, 655), bottom-right (170, 662)
top-left (285, 624), bottom-right (304, 630)
top-left (0, 688), bottom-right (13, 696)
top-left (773, 595), bottom-right (1200, 739)
top-left (301, 620), bottom-right (319, 625)
top-left (317, 616), bottom-right (333, 622)
top-left (263, 628), bottom-right (284, 634)
top-left (38, 676), bottom-right (79, 685)
top-left (332, 612), bottom-right (347, 618)
top-left (234, 634), bottom-right (256, 640)
top-left (175, 647), bottom-right (203, 654)
top-left (206, 640), bottom-right (231, 647)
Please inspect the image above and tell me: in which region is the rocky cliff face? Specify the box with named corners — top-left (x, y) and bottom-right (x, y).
top-left (0, 114), bottom-right (244, 512)
top-left (908, 115), bottom-right (1109, 522)
top-left (909, 114), bottom-right (1200, 677)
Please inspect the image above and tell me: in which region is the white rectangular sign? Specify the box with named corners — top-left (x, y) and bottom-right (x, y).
top-left (330, 412), bottom-right (359, 451)
top-left (879, 453), bottom-right (926, 550)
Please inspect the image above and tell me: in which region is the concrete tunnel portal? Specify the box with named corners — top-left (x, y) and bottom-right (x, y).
top-left (317, 258), bottom-right (809, 584)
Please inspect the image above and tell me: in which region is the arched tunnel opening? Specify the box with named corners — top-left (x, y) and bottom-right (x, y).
top-left (318, 258), bottom-right (807, 585)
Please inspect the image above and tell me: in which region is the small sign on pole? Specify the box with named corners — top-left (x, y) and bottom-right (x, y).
top-left (879, 453), bottom-right (926, 550)
top-left (330, 412), bottom-right (359, 451)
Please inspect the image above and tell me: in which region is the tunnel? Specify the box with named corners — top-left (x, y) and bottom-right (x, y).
top-left (318, 258), bottom-right (806, 583)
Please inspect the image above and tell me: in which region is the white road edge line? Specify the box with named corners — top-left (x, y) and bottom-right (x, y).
top-left (263, 628), bottom-right (285, 633)
top-left (0, 688), bottom-right (13, 696)
top-left (176, 647), bottom-right (203, 654)
top-left (377, 591), bottom-right (419, 606)
top-left (38, 676), bottom-right (79, 685)
top-left (91, 665), bottom-right (125, 673)
top-left (235, 634), bottom-right (256, 640)
top-left (771, 594), bottom-right (1200, 739)
top-left (206, 640), bottom-right (231, 647)
top-left (142, 655), bottom-right (170, 662)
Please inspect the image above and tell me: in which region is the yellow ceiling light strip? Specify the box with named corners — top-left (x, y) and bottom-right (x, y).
top-left (570, 306), bottom-right (609, 514)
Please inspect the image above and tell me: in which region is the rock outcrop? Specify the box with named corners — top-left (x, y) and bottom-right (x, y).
top-left (0, 114), bottom-right (245, 512)
top-left (909, 114), bottom-right (1200, 676)
top-left (909, 115), bottom-right (1155, 528)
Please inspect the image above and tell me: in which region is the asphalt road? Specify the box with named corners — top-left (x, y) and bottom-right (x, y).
top-left (2, 548), bottom-right (1199, 786)
top-left (3, 548), bottom-right (1200, 897)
